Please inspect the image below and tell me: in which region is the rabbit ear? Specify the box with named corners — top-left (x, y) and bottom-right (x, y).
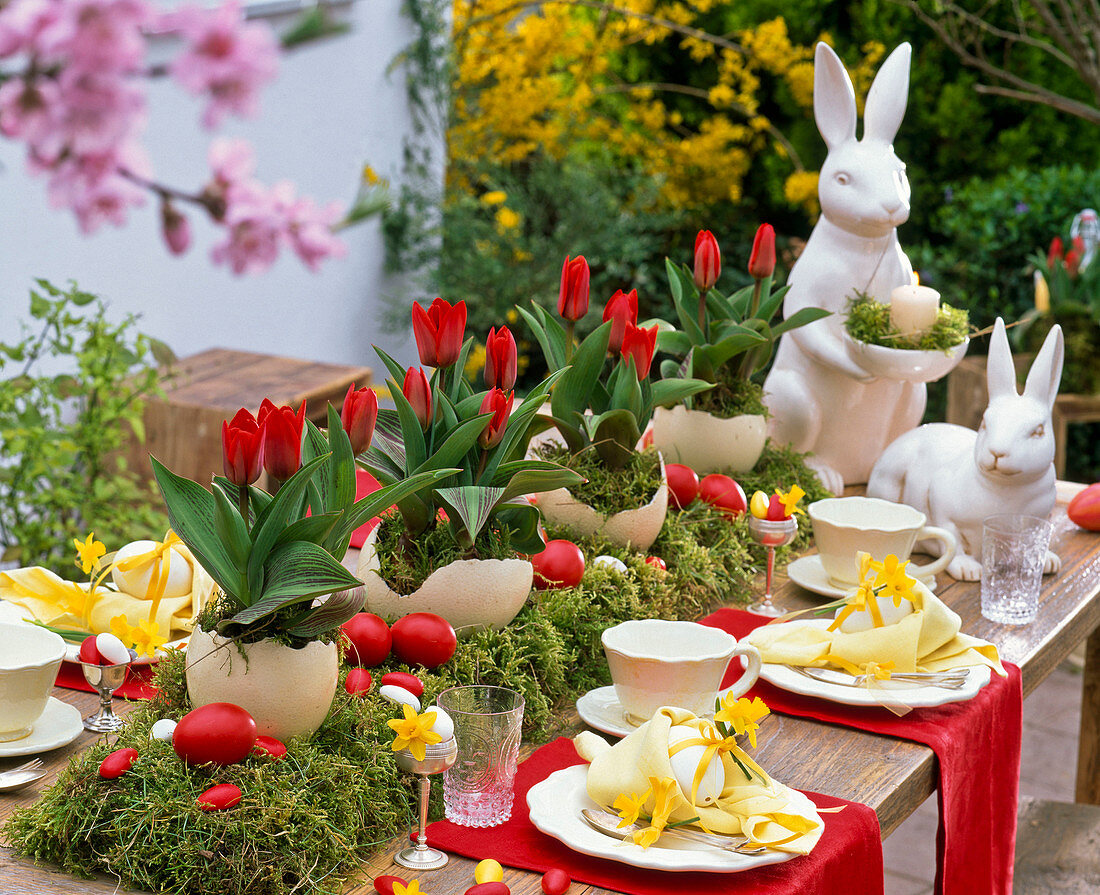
top-left (1023, 323), bottom-right (1064, 408)
top-left (814, 42), bottom-right (857, 150)
top-left (863, 43), bottom-right (911, 144)
top-left (986, 317), bottom-right (1018, 401)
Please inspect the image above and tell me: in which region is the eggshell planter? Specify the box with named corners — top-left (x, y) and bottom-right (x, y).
top-left (185, 627), bottom-right (338, 741)
top-left (356, 526), bottom-right (533, 635)
top-left (534, 456), bottom-right (668, 552)
top-left (651, 406), bottom-right (766, 475)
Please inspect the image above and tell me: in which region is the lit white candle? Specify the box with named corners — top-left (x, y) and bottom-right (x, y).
top-left (889, 284), bottom-right (940, 335)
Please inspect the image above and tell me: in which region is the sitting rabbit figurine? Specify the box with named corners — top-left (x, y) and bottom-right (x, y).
top-left (866, 318), bottom-right (1063, 581)
top-left (764, 42), bottom-right (922, 493)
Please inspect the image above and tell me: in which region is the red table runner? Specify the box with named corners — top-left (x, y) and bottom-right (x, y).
top-left (701, 608), bottom-right (1022, 895)
top-left (427, 737), bottom-right (883, 895)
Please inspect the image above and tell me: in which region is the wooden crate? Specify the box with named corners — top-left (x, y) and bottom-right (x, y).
top-left (946, 353), bottom-right (1100, 478)
top-left (129, 348), bottom-right (372, 488)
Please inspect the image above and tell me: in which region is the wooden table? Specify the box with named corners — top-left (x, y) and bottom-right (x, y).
top-left (4, 502), bottom-right (1100, 895)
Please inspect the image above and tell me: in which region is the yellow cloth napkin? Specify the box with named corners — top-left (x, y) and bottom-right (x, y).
top-left (582, 706), bottom-right (824, 853)
top-left (745, 582), bottom-right (1005, 677)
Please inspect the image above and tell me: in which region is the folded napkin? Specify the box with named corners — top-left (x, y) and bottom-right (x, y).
top-left (583, 707), bottom-right (823, 853)
top-left (705, 608), bottom-right (1021, 895)
top-left (427, 737), bottom-right (884, 895)
top-left (745, 580), bottom-right (1004, 678)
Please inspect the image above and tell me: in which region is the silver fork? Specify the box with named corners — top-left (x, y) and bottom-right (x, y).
top-left (4, 758), bottom-right (43, 775)
top-left (788, 665), bottom-right (970, 690)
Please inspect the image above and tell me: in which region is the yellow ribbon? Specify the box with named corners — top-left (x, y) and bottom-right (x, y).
top-left (822, 655), bottom-right (896, 681)
top-left (105, 531), bottom-right (183, 624)
top-left (667, 726), bottom-right (768, 807)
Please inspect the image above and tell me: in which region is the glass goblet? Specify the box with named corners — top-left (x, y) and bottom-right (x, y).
top-left (747, 515), bottom-right (799, 616)
top-left (80, 654), bottom-right (133, 732)
top-left (394, 737), bottom-right (459, 871)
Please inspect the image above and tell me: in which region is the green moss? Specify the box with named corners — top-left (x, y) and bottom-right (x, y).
top-left (535, 444), bottom-right (663, 516)
top-left (692, 372), bottom-right (768, 417)
top-left (845, 294), bottom-right (969, 350)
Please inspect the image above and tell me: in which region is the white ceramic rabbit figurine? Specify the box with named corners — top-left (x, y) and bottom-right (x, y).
top-left (866, 318), bottom-right (1064, 581)
top-left (764, 42), bottom-right (921, 493)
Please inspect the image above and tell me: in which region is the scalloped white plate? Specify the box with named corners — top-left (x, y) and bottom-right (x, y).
top-left (0, 698), bottom-right (82, 757)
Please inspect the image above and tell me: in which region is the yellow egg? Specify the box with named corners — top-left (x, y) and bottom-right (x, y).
top-left (749, 491), bottom-right (770, 519)
top-left (111, 540), bottom-right (193, 598)
top-left (474, 859), bottom-right (504, 884)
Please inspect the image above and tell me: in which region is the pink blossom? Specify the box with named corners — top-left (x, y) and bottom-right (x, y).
top-left (211, 181), bottom-right (284, 274)
top-left (208, 136), bottom-right (255, 188)
top-left (58, 0), bottom-right (152, 75)
top-left (285, 195), bottom-right (347, 271)
top-left (161, 201), bottom-right (192, 255)
top-left (0, 0), bottom-right (64, 59)
top-left (165, 0), bottom-right (278, 129)
top-left (43, 139), bottom-right (150, 232)
top-left (0, 77), bottom-right (60, 150)
top-left (55, 69), bottom-right (144, 156)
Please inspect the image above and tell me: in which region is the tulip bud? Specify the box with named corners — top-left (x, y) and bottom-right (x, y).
top-left (161, 201), bottom-right (191, 256)
top-left (341, 384), bottom-right (378, 455)
top-left (1047, 236), bottom-right (1064, 270)
top-left (412, 297), bottom-right (467, 368)
top-left (478, 388), bottom-right (514, 449)
top-left (602, 288), bottom-right (638, 356)
top-left (258, 399), bottom-right (306, 481)
top-left (620, 322), bottom-right (658, 380)
top-left (403, 367), bottom-right (432, 430)
top-left (221, 408), bottom-right (264, 486)
top-left (748, 224), bottom-right (776, 280)
top-left (693, 230), bottom-right (721, 291)
top-left (484, 325), bottom-right (518, 391)
top-left (558, 255), bottom-right (590, 321)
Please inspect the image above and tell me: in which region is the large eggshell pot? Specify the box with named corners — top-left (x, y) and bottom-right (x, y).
top-left (356, 527), bottom-right (533, 635)
top-left (185, 627), bottom-right (339, 741)
top-left (651, 406), bottom-right (766, 475)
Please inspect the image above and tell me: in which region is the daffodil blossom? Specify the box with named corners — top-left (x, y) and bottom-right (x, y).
top-left (714, 695), bottom-right (771, 748)
top-left (775, 484), bottom-right (806, 517)
top-left (393, 881), bottom-right (424, 895)
top-left (873, 554), bottom-right (918, 606)
top-left (613, 788), bottom-right (651, 828)
top-left (74, 533), bottom-right (106, 575)
top-left (387, 705), bottom-right (443, 761)
top-left (130, 619), bottom-right (167, 658)
top-left (110, 614), bottom-right (134, 644)
top-left (631, 776), bottom-right (678, 848)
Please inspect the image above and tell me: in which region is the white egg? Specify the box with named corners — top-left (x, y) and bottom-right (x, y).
top-left (667, 724), bottom-right (725, 807)
top-left (380, 684), bottom-right (421, 712)
top-left (95, 632), bottom-right (131, 665)
top-left (592, 555), bottom-right (627, 573)
top-left (150, 718), bottom-right (177, 741)
top-left (111, 540), bottom-right (193, 598)
top-left (836, 592), bottom-right (915, 634)
top-left (426, 706), bottom-right (455, 741)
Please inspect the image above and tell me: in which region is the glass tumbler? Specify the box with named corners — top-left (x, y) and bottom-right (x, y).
top-left (436, 685), bottom-right (524, 827)
top-left (980, 513), bottom-right (1053, 625)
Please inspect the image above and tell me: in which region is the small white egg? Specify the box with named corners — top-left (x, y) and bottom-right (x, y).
top-left (667, 724), bottom-right (725, 807)
top-left (592, 555), bottom-right (627, 573)
top-left (112, 540), bottom-right (193, 598)
top-left (150, 718), bottom-right (177, 741)
top-left (836, 592), bottom-right (915, 634)
top-left (426, 706), bottom-right (455, 741)
top-left (95, 632), bottom-right (131, 665)
top-left (379, 684), bottom-right (421, 712)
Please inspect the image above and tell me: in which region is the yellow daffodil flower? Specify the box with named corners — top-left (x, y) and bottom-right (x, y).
top-left (74, 533), bottom-right (106, 575)
top-left (110, 614), bottom-right (134, 644)
top-left (873, 554), bottom-right (918, 606)
top-left (714, 695), bottom-right (771, 748)
top-left (829, 552), bottom-right (887, 631)
top-left (631, 776), bottom-right (678, 848)
top-left (613, 788), bottom-right (651, 829)
top-left (393, 881), bottom-right (423, 895)
top-left (387, 705), bottom-right (443, 761)
top-left (775, 484), bottom-right (806, 517)
top-left (129, 618), bottom-right (167, 659)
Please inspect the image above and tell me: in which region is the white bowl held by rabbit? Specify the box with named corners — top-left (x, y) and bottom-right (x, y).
top-left (763, 42), bottom-right (925, 493)
top-left (866, 318), bottom-right (1063, 581)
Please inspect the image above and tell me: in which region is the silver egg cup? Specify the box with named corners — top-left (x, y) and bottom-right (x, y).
top-left (394, 737), bottom-right (459, 871)
top-left (747, 515), bottom-right (799, 616)
top-left (80, 654), bottom-right (134, 732)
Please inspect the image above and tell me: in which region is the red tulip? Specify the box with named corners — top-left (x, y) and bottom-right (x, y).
top-left (221, 408), bottom-right (264, 486)
top-left (621, 322), bottom-right (658, 380)
top-left (748, 224), bottom-right (776, 280)
top-left (258, 399), bottom-right (306, 481)
top-left (693, 230), bottom-right (721, 291)
top-left (478, 388), bottom-right (514, 449)
top-left (484, 325), bottom-right (518, 391)
top-left (341, 384), bottom-right (378, 455)
top-left (411, 297), bottom-right (467, 368)
top-left (558, 255), bottom-right (590, 321)
top-left (403, 367), bottom-right (432, 430)
top-left (602, 288), bottom-right (638, 355)
top-left (1047, 236), bottom-right (1064, 270)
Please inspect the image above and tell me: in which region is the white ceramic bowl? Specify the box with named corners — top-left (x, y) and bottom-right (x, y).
top-left (0, 621), bottom-right (66, 742)
top-left (847, 336), bottom-right (969, 384)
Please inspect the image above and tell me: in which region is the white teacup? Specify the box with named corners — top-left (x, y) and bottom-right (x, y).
top-left (601, 619), bottom-right (761, 724)
top-left (808, 496), bottom-right (957, 586)
top-left (0, 621), bottom-right (66, 742)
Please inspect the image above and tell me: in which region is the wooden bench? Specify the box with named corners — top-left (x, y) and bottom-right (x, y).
top-left (1015, 797), bottom-right (1100, 892)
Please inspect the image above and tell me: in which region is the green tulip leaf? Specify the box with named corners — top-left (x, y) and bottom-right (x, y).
top-left (435, 484), bottom-right (506, 546)
top-left (650, 377), bottom-right (714, 407)
top-left (771, 305), bottom-right (831, 336)
top-left (285, 584), bottom-right (366, 638)
top-left (591, 409), bottom-right (641, 470)
top-left (493, 500), bottom-right (545, 554)
top-left (550, 320), bottom-right (611, 423)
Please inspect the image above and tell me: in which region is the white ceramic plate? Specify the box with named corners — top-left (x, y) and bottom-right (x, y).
top-left (758, 620), bottom-right (992, 708)
top-left (526, 764), bottom-right (803, 873)
top-left (786, 554), bottom-right (936, 599)
top-left (0, 698), bottom-right (83, 757)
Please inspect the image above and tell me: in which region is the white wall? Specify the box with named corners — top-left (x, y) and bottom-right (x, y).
top-left (0, 0), bottom-right (436, 375)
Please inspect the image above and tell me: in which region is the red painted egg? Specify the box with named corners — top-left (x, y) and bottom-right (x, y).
top-left (345, 667), bottom-right (373, 695)
top-left (197, 783), bottom-right (241, 811)
top-left (1068, 482), bottom-right (1100, 531)
top-left (765, 493), bottom-right (788, 521)
top-left (645, 556), bottom-right (667, 571)
top-left (699, 474), bottom-right (747, 518)
top-left (99, 747), bottom-right (138, 779)
top-left (390, 613), bottom-right (457, 669)
top-left (380, 671), bottom-right (424, 698)
top-left (464, 883), bottom-right (510, 895)
top-left (173, 702), bottom-right (257, 766)
top-left (541, 868), bottom-right (571, 895)
top-left (530, 539), bottom-right (585, 589)
top-left (341, 613), bottom-right (392, 666)
top-left (373, 875), bottom-right (407, 895)
top-left (252, 735), bottom-right (286, 760)
top-left (79, 635), bottom-right (104, 665)
top-left (666, 463), bottom-right (699, 510)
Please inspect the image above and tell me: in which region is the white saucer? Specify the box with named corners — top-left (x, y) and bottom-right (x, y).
top-left (786, 554), bottom-right (936, 599)
top-left (576, 686), bottom-right (638, 738)
top-left (0, 698), bottom-right (83, 757)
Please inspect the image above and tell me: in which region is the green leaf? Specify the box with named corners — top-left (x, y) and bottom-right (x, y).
top-left (655, 329), bottom-right (693, 357)
top-left (388, 377), bottom-right (428, 471)
top-left (273, 512), bottom-right (341, 549)
top-left (329, 467), bottom-right (458, 547)
top-left (493, 501), bottom-right (545, 553)
top-left (493, 464), bottom-right (584, 502)
top-left (412, 413), bottom-right (490, 477)
top-left (518, 304), bottom-right (567, 371)
top-left (550, 320), bottom-right (611, 424)
top-left (435, 484), bottom-right (505, 545)
top-left (771, 306), bottom-right (832, 336)
top-left (590, 409), bottom-right (640, 469)
top-left (285, 585), bottom-right (365, 638)
top-left (211, 485), bottom-right (249, 596)
top-left (324, 404), bottom-right (356, 513)
top-left (650, 378), bottom-right (714, 407)
top-left (373, 347), bottom-right (409, 391)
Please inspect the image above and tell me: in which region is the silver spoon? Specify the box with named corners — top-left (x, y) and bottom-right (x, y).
top-left (580, 807), bottom-right (767, 855)
top-left (788, 665), bottom-right (970, 689)
top-left (0, 758), bottom-right (47, 793)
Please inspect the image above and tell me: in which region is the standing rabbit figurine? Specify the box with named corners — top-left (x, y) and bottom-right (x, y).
top-left (764, 42), bottom-right (921, 493)
top-left (867, 318), bottom-right (1064, 581)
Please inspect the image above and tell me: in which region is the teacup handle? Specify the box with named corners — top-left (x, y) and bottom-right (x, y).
top-left (717, 644), bottom-right (762, 703)
top-left (907, 525), bottom-right (957, 579)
